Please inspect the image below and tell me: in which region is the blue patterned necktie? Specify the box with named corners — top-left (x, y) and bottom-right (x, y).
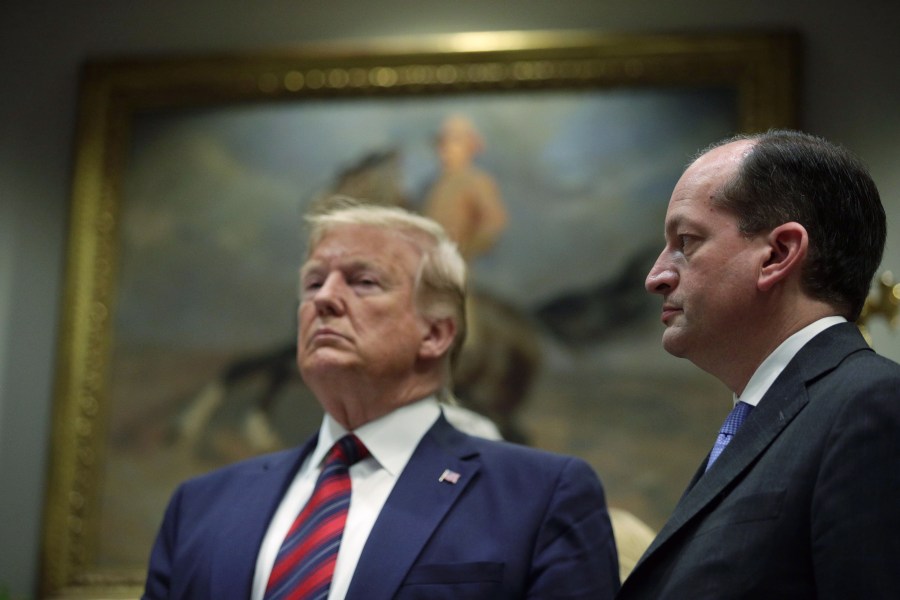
top-left (264, 434), bottom-right (369, 600)
top-left (705, 401), bottom-right (753, 472)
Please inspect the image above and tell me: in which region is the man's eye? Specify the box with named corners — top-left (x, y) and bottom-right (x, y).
top-left (678, 235), bottom-right (698, 253)
top-left (302, 280), bottom-right (323, 293)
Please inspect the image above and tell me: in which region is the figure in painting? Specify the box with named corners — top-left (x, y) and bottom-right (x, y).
top-left (420, 114), bottom-right (538, 443)
top-left (421, 114), bottom-right (508, 261)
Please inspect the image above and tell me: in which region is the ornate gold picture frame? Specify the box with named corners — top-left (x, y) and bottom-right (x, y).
top-left (42, 31), bottom-right (797, 598)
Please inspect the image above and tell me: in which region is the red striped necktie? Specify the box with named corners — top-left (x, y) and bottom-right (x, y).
top-left (264, 434), bottom-right (369, 600)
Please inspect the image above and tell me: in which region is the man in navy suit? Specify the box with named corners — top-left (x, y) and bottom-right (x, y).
top-left (618, 130), bottom-right (900, 599)
top-left (143, 198), bottom-right (619, 599)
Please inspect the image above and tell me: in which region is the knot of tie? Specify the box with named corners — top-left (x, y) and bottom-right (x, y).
top-left (328, 434), bottom-right (370, 468)
top-left (706, 401), bottom-right (753, 472)
top-left (720, 401), bottom-right (753, 436)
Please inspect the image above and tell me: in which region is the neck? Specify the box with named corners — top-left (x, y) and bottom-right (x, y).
top-left (308, 371), bottom-right (443, 430)
top-left (707, 297), bottom-right (839, 395)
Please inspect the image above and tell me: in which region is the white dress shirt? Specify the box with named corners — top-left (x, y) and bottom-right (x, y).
top-left (251, 396), bottom-right (442, 600)
top-left (734, 316), bottom-right (846, 408)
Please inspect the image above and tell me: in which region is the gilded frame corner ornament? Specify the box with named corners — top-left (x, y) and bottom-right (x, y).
top-left (42, 30), bottom-right (799, 598)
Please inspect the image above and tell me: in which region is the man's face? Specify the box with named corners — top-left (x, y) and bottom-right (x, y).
top-left (644, 140), bottom-right (768, 370)
top-left (297, 224), bottom-right (430, 386)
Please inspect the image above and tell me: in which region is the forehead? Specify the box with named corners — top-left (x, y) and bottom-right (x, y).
top-left (304, 224), bottom-right (423, 271)
top-left (665, 140), bottom-right (753, 224)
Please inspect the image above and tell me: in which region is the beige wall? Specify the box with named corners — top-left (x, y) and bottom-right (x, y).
top-left (2, 1), bottom-right (899, 596)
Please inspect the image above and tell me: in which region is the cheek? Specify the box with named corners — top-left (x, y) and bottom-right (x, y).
top-left (297, 304), bottom-right (316, 331)
top-left (687, 272), bottom-right (750, 323)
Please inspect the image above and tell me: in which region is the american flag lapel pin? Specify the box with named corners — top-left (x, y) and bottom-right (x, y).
top-left (438, 469), bottom-right (461, 484)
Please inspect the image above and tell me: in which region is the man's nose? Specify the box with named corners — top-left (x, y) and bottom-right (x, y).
top-left (645, 253), bottom-right (677, 294)
top-left (313, 273), bottom-right (346, 315)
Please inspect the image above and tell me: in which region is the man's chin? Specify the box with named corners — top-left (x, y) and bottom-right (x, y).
top-left (661, 329), bottom-right (689, 358)
top-left (298, 350), bottom-right (357, 376)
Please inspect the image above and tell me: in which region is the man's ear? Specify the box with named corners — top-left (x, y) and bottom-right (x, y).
top-left (758, 222), bottom-right (808, 292)
top-left (418, 317), bottom-right (457, 360)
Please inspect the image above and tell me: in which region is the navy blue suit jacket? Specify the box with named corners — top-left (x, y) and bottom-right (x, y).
top-left (617, 323), bottom-right (900, 599)
top-left (144, 414), bottom-right (619, 599)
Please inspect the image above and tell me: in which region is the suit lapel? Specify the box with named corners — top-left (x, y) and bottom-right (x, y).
top-left (642, 374), bottom-right (808, 557)
top-left (631, 323), bottom-right (870, 575)
top-left (346, 416), bottom-right (479, 600)
top-left (210, 438), bottom-right (316, 598)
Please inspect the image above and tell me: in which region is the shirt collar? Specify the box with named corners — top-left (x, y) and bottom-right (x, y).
top-left (312, 396), bottom-right (442, 477)
top-left (736, 315), bottom-right (846, 408)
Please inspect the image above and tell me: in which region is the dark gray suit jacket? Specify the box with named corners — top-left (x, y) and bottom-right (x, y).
top-left (618, 323), bottom-right (900, 599)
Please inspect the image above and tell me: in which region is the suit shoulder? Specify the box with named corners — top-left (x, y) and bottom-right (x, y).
top-left (178, 447), bottom-right (299, 493)
top-left (825, 346), bottom-right (900, 394)
top-left (468, 436), bottom-right (599, 480)
top-left (845, 345), bottom-right (900, 374)
top-left (805, 346), bottom-right (900, 429)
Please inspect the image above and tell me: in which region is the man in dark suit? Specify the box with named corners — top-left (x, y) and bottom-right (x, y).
top-left (618, 130), bottom-right (900, 599)
top-left (143, 198), bottom-right (619, 599)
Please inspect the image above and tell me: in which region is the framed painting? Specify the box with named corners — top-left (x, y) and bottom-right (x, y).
top-left (42, 30), bottom-right (798, 598)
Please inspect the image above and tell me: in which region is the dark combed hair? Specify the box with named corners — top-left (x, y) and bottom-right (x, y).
top-left (709, 129), bottom-right (886, 320)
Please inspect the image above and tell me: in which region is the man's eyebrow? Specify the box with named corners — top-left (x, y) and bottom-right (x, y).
top-left (664, 213), bottom-right (684, 236)
top-left (299, 261), bottom-right (323, 280)
top-left (300, 258), bottom-right (383, 279)
top-left (665, 212), bottom-right (705, 235)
